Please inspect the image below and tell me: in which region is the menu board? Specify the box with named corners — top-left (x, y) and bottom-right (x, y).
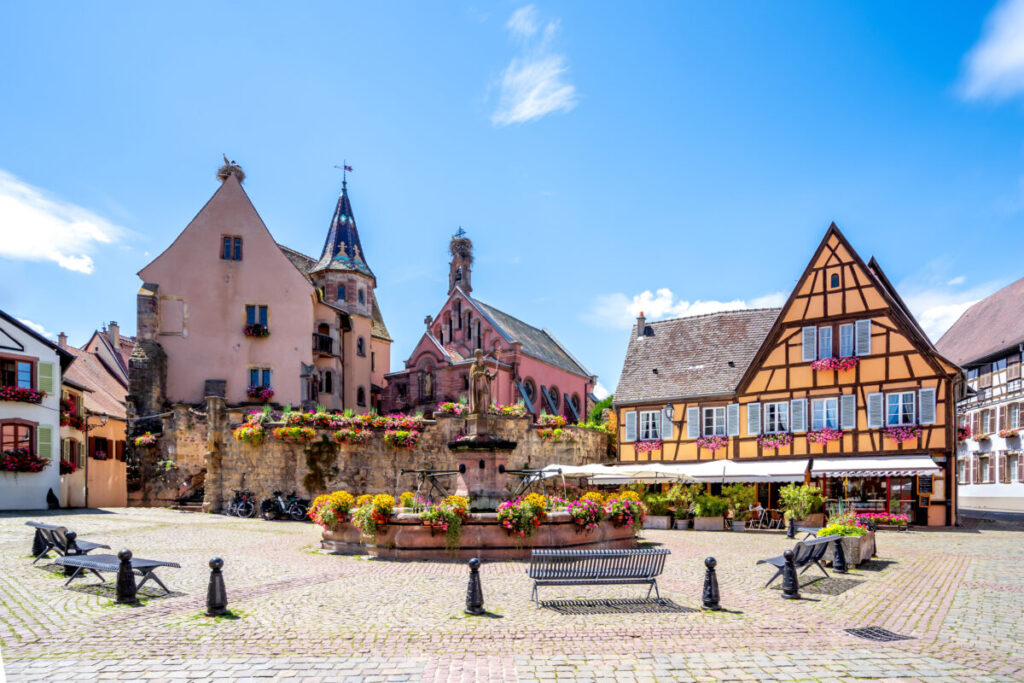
top-left (918, 475), bottom-right (934, 495)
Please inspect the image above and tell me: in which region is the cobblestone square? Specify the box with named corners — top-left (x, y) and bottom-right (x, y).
top-left (2, 509), bottom-right (1023, 681)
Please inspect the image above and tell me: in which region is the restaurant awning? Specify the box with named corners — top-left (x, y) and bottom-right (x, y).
top-left (673, 459), bottom-right (809, 483)
top-left (539, 463), bottom-right (695, 483)
top-left (810, 455), bottom-right (940, 478)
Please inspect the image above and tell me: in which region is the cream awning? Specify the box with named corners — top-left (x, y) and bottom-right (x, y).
top-left (540, 463), bottom-right (694, 483)
top-left (670, 459), bottom-right (809, 483)
top-left (810, 455), bottom-right (940, 478)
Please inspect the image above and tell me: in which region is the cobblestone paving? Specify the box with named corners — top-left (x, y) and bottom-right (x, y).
top-left (1, 508), bottom-right (1023, 681)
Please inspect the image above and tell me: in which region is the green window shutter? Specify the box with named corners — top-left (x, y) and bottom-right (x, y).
top-left (38, 426), bottom-right (53, 459)
top-left (38, 362), bottom-right (55, 395)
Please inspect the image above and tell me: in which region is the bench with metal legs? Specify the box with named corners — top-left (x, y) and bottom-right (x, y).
top-left (527, 548), bottom-right (670, 605)
top-left (757, 535), bottom-right (840, 588)
top-left (56, 554), bottom-right (182, 595)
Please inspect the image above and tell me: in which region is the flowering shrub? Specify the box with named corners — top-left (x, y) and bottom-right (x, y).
top-left (807, 427), bottom-right (843, 445)
top-left (757, 432), bottom-right (793, 449)
top-left (855, 512), bottom-right (909, 526)
top-left (635, 440), bottom-right (662, 454)
top-left (0, 386), bottom-right (46, 404)
top-left (356, 494), bottom-right (373, 506)
top-left (819, 522), bottom-right (867, 537)
top-left (488, 402), bottom-right (528, 417)
top-left (285, 411), bottom-right (313, 425)
top-left (233, 423), bottom-right (265, 444)
top-left (351, 494), bottom-right (395, 536)
top-left (882, 424), bottom-right (922, 444)
top-left (545, 496), bottom-right (571, 511)
top-left (134, 432), bottom-right (158, 447)
top-left (999, 428), bottom-right (1020, 439)
top-left (567, 499), bottom-right (604, 530)
top-left (383, 429), bottom-right (420, 449)
top-left (308, 490), bottom-right (356, 529)
top-left (696, 435), bottom-right (729, 451)
top-left (810, 356), bottom-right (860, 372)
top-left (957, 424), bottom-right (971, 442)
top-left (537, 428), bottom-right (575, 442)
top-left (436, 401), bottom-right (469, 416)
top-left (272, 425), bottom-right (316, 442)
top-left (331, 428), bottom-right (373, 445)
top-left (0, 449), bottom-right (49, 473)
top-left (399, 491), bottom-right (416, 508)
top-left (243, 323), bottom-right (270, 337)
top-left (308, 411), bottom-right (336, 429)
top-left (60, 458), bottom-right (77, 475)
top-left (581, 491), bottom-right (605, 506)
top-left (523, 492), bottom-right (547, 510)
top-left (497, 496), bottom-right (547, 537)
top-left (604, 498), bottom-right (646, 531)
top-left (246, 385), bottom-right (274, 401)
top-left (537, 413), bottom-right (567, 427)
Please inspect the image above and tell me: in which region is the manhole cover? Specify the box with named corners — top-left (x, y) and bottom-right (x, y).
top-left (844, 626), bottom-right (914, 642)
top-left (542, 598), bottom-right (697, 615)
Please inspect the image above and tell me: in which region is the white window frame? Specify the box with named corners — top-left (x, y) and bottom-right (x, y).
top-left (703, 406), bottom-right (727, 436)
top-left (957, 459), bottom-right (966, 484)
top-left (839, 323), bottom-right (854, 358)
top-left (639, 410), bottom-right (661, 441)
top-left (811, 398), bottom-right (839, 430)
top-left (979, 455), bottom-right (991, 483)
top-left (1009, 454), bottom-right (1020, 483)
top-left (764, 401), bottom-right (789, 433)
top-left (1010, 404), bottom-right (1021, 431)
top-left (886, 392), bottom-right (916, 426)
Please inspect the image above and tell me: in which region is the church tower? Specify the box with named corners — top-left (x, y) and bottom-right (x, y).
top-left (448, 229), bottom-right (473, 295)
top-left (311, 176), bottom-right (376, 317)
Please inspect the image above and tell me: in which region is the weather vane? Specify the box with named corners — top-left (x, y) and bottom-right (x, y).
top-left (333, 161), bottom-right (353, 185)
top-left (454, 226), bottom-right (467, 239)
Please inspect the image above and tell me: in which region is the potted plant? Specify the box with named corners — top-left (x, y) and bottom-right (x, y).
top-left (692, 494), bottom-right (730, 531)
top-left (351, 494), bottom-right (395, 537)
top-left (722, 483), bottom-right (756, 531)
top-left (567, 498), bottom-right (603, 532)
top-left (642, 493), bottom-right (672, 530)
top-left (819, 516), bottom-right (875, 566)
top-left (779, 483), bottom-right (825, 527)
top-left (666, 483), bottom-right (702, 529)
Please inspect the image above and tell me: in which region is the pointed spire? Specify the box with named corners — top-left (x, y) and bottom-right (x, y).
top-left (312, 179), bottom-right (374, 278)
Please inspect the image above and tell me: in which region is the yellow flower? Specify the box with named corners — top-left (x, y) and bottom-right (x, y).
top-left (399, 491), bottom-right (416, 507)
top-left (617, 490), bottom-right (641, 502)
top-left (330, 490), bottom-right (355, 509)
top-left (443, 495), bottom-right (470, 511)
top-left (523, 493), bottom-right (547, 510)
top-left (372, 494), bottom-right (395, 514)
top-left (582, 491), bottom-right (605, 506)
top-left (356, 494), bottom-right (373, 506)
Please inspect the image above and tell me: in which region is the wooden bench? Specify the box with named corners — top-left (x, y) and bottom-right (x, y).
top-left (757, 535), bottom-right (840, 588)
top-left (527, 548), bottom-right (670, 604)
top-left (26, 521), bottom-right (109, 564)
top-left (56, 554), bottom-right (182, 595)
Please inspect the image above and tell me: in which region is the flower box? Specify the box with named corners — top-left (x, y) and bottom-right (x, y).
top-left (999, 429), bottom-right (1020, 439)
top-left (807, 427), bottom-right (843, 445)
top-left (0, 386), bottom-right (46, 404)
top-left (635, 440), bottom-right (662, 454)
top-left (246, 385), bottom-right (274, 401)
top-left (696, 435), bottom-right (729, 452)
top-left (824, 531), bottom-right (875, 567)
top-left (243, 323), bottom-right (270, 338)
top-left (810, 356), bottom-right (860, 372)
top-left (757, 432), bottom-right (793, 449)
top-left (956, 425), bottom-right (971, 442)
top-left (1, 449), bottom-right (49, 472)
top-left (883, 424), bottom-right (922, 444)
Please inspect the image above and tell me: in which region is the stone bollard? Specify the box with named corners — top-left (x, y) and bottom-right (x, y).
top-left (701, 557), bottom-right (721, 610)
top-left (115, 550), bottom-right (138, 604)
top-left (63, 532), bottom-right (80, 577)
top-left (786, 516), bottom-right (796, 539)
top-left (206, 558), bottom-right (229, 616)
top-left (832, 537), bottom-right (848, 574)
top-left (31, 528), bottom-right (48, 558)
top-left (780, 549), bottom-right (800, 600)
top-left (464, 558), bottom-right (485, 615)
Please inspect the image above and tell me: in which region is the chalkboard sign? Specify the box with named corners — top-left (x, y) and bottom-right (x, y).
top-left (919, 475), bottom-right (934, 495)
top-left (919, 495), bottom-right (930, 508)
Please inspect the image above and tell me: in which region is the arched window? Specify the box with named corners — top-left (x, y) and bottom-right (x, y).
top-left (571, 394), bottom-right (581, 415)
top-left (830, 273), bottom-right (840, 288)
top-left (455, 300), bottom-right (462, 328)
top-left (357, 337), bottom-right (366, 357)
top-left (358, 289), bottom-right (365, 305)
top-left (324, 371), bottom-right (333, 394)
top-left (475, 321), bottom-right (482, 349)
top-left (357, 386), bottom-right (366, 406)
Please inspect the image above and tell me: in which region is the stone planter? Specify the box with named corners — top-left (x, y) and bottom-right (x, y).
top-left (824, 531), bottom-right (875, 567)
top-left (693, 516), bottom-right (724, 531)
top-left (643, 515), bottom-right (671, 530)
top-left (731, 519), bottom-right (747, 531)
top-left (804, 512), bottom-right (825, 527)
top-left (674, 518), bottom-right (691, 530)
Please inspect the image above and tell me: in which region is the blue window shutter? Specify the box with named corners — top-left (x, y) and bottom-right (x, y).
top-left (686, 407), bottom-right (700, 439)
top-left (801, 327), bottom-right (817, 362)
top-left (259, 306), bottom-right (268, 326)
top-left (624, 411), bottom-right (637, 442)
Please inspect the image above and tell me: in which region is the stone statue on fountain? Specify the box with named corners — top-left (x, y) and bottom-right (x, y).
top-left (468, 349), bottom-right (496, 416)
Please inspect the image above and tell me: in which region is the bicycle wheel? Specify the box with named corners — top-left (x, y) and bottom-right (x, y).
top-left (289, 503), bottom-right (308, 521)
top-left (260, 500), bottom-right (279, 521)
top-left (224, 502), bottom-right (237, 517)
top-left (237, 500), bottom-right (256, 518)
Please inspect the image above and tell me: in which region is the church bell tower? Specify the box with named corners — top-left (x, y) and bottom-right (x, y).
top-left (448, 228), bottom-right (473, 295)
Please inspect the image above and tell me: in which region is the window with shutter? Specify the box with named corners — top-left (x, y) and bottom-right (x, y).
top-left (801, 327), bottom-right (817, 362)
top-left (839, 324), bottom-right (854, 357)
top-left (686, 407), bottom-right (699, 439)
top-left (624, 411), bottom-right (637, 442)
top-left (855, 319), bottom-right (872, 356)
top-left (818, 326), bottom-right (832, 360)
top-left (727, 404), bottom-right (740, 436)
top-left (840, 394), bottom-right (856, 430)
top-left (639, 411), bottom-right (661, 440)
top-left (973, 411), bottom-right (981, 437)
top-left (661, 405), bottom-right (674, 440)
top-left (973, 456), bottom-right (979, 484)
top-left (918, 388), bottom-right (936, 425)
top-left (78, 441), bottom-right (85, 468)
top-left (867, 393), bottom-right (884, 429)
top-left (38, 425), bottom-right (52, 459)
top-left (747, 402), bottom-right (761, 435)
top-left (38, 362), bottom-right (54, 395)
top-left (790, 399), bottom-right (807, 433)
top-left (990, 456), bottom-right (996, 484)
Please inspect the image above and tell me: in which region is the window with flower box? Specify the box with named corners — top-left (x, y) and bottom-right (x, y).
top-left (639, 411), bottom-right (661, 440)
top-left (764, 402), bottom-right (789, 433)
top-left (703, 407), bottom-right (726, 436)
top-left (1, 422), bottom-right (33, 453)
top-left (246, 305), bottom-right (268, 326)
top-left (886, 392), bottom-right (916, 426)
top-left (811, 398), bottom-right (839, 430)
top-left (1, 357), bottom-right (34, 389)
top-left (249, 368), bottom-right (271, 388)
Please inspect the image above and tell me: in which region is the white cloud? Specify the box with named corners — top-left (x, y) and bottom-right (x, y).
top-left (492, 7), bottom-right (578, 126)
top-left (583, 288), bottom-right (787, 330)
top-left (900, 280), bottom-right (1007, 343)
top-left (959, 0), bottom-right (1024, 101)
top-left (946, 275), bottom-right (967, 286)
top-left (593, 382), bottom-right (611, 400)
top-left (17, 318), bottom-right (54, 339)
top-left (0, 170), bottom-right (125, 274)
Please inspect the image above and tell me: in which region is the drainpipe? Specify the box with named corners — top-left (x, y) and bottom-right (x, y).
top-left (339, 315), bottom-right (347, 412)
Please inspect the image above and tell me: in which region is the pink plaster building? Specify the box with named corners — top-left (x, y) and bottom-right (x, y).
top-left (382, 231), bottom-right (597, 420)
top-left (129, 160), bottom-right (391, 422)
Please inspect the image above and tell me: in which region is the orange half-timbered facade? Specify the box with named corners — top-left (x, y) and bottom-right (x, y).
top-left (613, 224), bottom-right (960, 526)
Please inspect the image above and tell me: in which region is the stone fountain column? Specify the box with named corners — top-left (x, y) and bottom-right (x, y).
top-left (450, 414), bottom-right (517, 510)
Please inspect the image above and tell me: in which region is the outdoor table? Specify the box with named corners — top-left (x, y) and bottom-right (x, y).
top-left (55, 554), bottom-right (182, 594)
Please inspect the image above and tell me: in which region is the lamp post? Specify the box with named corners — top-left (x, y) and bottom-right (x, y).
top-left (82, 411), bottom-right (109, 508)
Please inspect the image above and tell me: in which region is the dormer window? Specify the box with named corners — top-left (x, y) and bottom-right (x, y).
top-left (221, 236), bottom-right (242, 261)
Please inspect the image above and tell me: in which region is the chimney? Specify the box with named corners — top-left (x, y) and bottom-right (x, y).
top-left (636, 311), bottom-right (646, 338)
top-left (58, 332), bottom-right (67, 348)
top-left (108, 321), bottom-right (120, 349)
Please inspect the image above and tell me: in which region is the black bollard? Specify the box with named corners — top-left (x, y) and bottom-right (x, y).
top-left (115, 549), bottom-right (138, 604)
top-left (31, 528), bottom-right (48, 558)
top-left (206, 557), bottom-right (229, 616)
top-left (868, 521), bottom-right (878, 558)
top-left (786, 516), bottom-right (796, 539)
top-left (780, 549), bottom-right (800, 600)
top-left (701, 557), bottom-right (721, 610)
top-left (832, 537), bottom-right (848, 574)
top-left (464, 557), bottom-right (485, 615)
top-left (63, 532), bottom-right (80, 577)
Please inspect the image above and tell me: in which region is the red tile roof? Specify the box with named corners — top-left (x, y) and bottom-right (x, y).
top-left (936, 276), bottom-right (1024, 366)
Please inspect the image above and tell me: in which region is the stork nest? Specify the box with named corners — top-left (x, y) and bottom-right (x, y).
top-left (217, 157), bottom-right (245, 183)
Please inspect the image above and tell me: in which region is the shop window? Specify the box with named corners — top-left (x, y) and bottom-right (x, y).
top-left (703, 407), bottom-right (726, 436)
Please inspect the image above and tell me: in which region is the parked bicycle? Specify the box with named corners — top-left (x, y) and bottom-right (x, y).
top-left (225, 488), bottom-right (258, 518)
top-left (260, 490), bottom-right (309, 521)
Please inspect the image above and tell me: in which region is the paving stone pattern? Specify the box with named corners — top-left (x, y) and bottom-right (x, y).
top-left (2, 508), bottom-right (1023, 681)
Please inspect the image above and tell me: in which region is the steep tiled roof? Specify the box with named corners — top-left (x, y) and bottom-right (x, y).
top-left (470, 297), bottom-right (589, 377)
top-left (614, 308), bottom-right (780, 405)
top-left (63, 348), bottom-right (128, 419)
top-left (370, 298), bottom-right (392, 341)
top-left (311, 183), bottom-right (374, 278)
top-left (936, 276), bottom-right (1024, 366)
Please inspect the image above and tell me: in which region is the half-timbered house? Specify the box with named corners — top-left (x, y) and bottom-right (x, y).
top-left (613, 224), bottom-right (960, 526)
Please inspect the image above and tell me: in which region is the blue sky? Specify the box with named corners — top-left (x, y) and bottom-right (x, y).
top-left (3, 1), bottom-right (1024, 397)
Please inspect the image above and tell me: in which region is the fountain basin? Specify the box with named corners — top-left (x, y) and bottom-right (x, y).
top-left (321, 511), bottom-right (639, 560)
